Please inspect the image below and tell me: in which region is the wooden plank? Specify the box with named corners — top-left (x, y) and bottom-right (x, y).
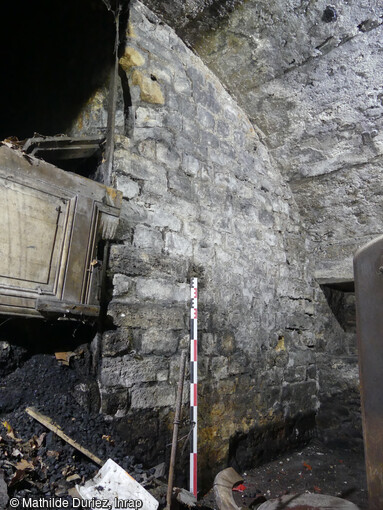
top-left (0, 145), bottom-right (122, 318)
top-left (35, 298), bottom-right (100, 317)
top-left (25, 407), bottom-right (104, 467)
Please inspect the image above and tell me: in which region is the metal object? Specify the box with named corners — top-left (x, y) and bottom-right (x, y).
top-left (354, 234), bottom-right (383, 510)
top-left (190, 278), bottom-right (198, 497)
top-left (0, 144), bottom-right (122, 318)
top-left (166, 350), bottom-right (187, 510)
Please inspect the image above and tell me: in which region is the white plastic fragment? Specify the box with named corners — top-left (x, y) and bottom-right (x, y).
top-left (76, 459), bottom-right (159, 510)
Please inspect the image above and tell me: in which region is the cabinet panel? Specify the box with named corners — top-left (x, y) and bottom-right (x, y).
top-left (0, 144), bottom-right (122, 318)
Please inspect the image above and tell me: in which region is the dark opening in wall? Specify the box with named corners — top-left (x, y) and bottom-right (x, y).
top-left (321, 284), bottom-right (356, 334)
top-left (0, 0), bottom-right (116, 140)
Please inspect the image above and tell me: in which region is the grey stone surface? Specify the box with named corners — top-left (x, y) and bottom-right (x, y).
top-left (130, 383), bottom-right (175, 409)
top-left (101, 356), bottom-right (169, 387)
top-left (139, 0), bottom-right (383, 284)
top-left (58, 0), bottom-right (367, 479)
top-left (97, 0), bottom-right (327, 474)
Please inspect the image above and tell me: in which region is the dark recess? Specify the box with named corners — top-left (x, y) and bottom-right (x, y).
top-left (228, 412), bottom-right (316, 473)
top-left (322, 6), bottom-right (337, 23)
top-left (0, 0), bottom-right (116, 140)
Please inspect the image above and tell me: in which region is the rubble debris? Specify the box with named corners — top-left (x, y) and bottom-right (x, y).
top-left (26, 407), bottom-right (104, 466)
top-left (153, 462), bottom-right (166, 480)
top-left (0, 353), bottom-right (162, 506)
top-left (174, 487), bottom-right (197, 507)
top-left (213, 467), bottom-right (244, 510)
top-left (76, 458), bottom-right (159, 510)
top-left (257, 493), bottom-right (360, 509)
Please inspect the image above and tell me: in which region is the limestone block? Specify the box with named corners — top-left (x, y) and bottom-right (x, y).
top-left (114, 152), bottom-right (151, 178)
top-left (116, 174), bottom-right (140, 200)
top-left (168, 171), bottom-right (192, 197)
top-left (200, 333), bottom-right (216, 355)
top-left (131, 383), bottom-right (175, 409)
top-left (140, 328), bottom-right (179, 355)
top-left (101, 356), bottom-right (169, 387)
top-left (197, 105), bottom-right (215, 130)
top-left (136, 139), bottom-right (157, 160)
top-left (148, 207), bottom-right (182, 231)
top-left (136, 277), bottom-right (189, 302)
top-left (141, 165), bottom-right (168, 196)
top-left (210, 357), bottom-right (229, 380)
top-left (118, 200), bottom-right (148, 227)
top-left (183, 154), bottom-right (200, 177)
top-left (156, 142), bottom-right (181, 169)
top-left (135, 106), bottom-right (164, 127)
top-left (217, 331), bottom-right (236, 356)
top-left (132, 70), bottom-right (165, 104)
top-left (100, 388), bottom-right (130, 415)
top-left (174, 77), bottom-right (191, 94)
top-left (133, 225), bottom-right (164, 252)
top-left (165, 232), bottom-right (193, 256)
top-left (181, 118), bottom-right (200, 142)
top-left (112, 274), bottom-right (134, 297)
top-left (109, 303), bottom-right (186, 329)
top-left (281, 381), bottom-right (318, 416)
top-left (119, 47), bottom-right (145, 72)
top-left (103, 329), bottom-right (133, 358)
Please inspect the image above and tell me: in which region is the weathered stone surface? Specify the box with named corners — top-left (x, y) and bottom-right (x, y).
top-left (119, 46), bottom-right (145, 72)
top-left (132, 70), bottom-right (165, 104)
top-left (139, 328), bottom-right (179, 355)
top-left (138, 0), bottom-right (383, 288)
top-left (103, 329), bottom-right (133, 358)
top-left (135, 278), bottom-right (189, 302)
top-left (133, 224), bottom-right (164, 252)
top-left (130, 383), bottom-right (175, 408)
top-left (115, 174), bottom-right (140, 200)
top-left (108, 302), bottom-right (187, 330)
top-left (101, 356), bottom-right (169, 387)
top-left (89, 0), bottom-right (365, 483)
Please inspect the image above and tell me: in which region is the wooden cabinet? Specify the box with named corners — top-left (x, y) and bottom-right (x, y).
top-left (0, 144), bottom-right (122, 318)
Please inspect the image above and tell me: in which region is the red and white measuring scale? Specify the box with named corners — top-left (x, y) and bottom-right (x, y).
top-left (190, 278), bottom-right (198, 497)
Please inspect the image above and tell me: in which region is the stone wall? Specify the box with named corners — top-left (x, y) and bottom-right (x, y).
top-left (64, 0), bottom-right (365, 485)
top-left (153, 0), bottom-right (383, 283)
top-left (80, 0), bottom-right (354, 485)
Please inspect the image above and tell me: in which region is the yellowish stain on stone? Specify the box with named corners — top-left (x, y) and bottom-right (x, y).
top-left (132, 70), bottom-right (165, 105)
top-left (119, 47), bottom-right (145, 72)
top-left (126, 21), bottom-right (136, 39)
top-left (275, 335), bottom-right (285, 352)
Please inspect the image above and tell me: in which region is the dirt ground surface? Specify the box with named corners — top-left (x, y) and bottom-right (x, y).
top-left (0, 344), bottom-right (368, 510)
top-left (202, 438), bottom-right (367, 509)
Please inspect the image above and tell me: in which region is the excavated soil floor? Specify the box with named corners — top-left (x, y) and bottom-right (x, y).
top-left (202, 439), bottom-right (367, 509)
top-left (0, 341), bottom-right (368, 510)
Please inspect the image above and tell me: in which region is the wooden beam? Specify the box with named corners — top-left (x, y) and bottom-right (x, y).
top-left (26, 407), bottom-right (104, 467)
